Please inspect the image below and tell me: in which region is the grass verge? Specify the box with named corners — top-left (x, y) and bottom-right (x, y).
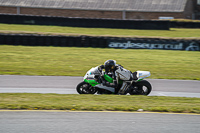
top-left (0, 93), bottom-right (200, 114)
top-left (0, 23), bottom-right (200, 39)
top-left (0, 45), bottom-right (200, 80)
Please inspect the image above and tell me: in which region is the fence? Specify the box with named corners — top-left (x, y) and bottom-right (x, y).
top-left (170, 21), bottom-right (200, 28)
top-left (0, 14), bottom-right (169, 30)
top-left (1, 14), bottom-right (200, 29)
top-left (0, 34), bottom-right (199, 51)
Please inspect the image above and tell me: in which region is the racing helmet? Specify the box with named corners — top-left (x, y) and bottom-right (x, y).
top-left (104, 60), bottom-right (116, 73)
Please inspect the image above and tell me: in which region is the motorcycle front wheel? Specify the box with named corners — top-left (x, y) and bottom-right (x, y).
top-left (76, 81), bottom-right (97, 94)
top-left (129, 80), bottom-right (152, 96)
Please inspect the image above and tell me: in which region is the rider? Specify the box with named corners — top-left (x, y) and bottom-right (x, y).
top-left (98, 60), bottom-right (134, 94)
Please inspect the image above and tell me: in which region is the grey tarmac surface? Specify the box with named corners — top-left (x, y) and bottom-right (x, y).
top-left (0, 75), bottom-right (200, 97)
top-left (0, 75), bottom-right (200, 133)
top-left (0, 111), bottom-right (200, 133)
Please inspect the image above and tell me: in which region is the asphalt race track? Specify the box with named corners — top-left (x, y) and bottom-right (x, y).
top-left (0, 111), bottom-right (200, 133)
top-left (0, 75), bottom-right (200, 97)
top-left (0, 75), bottom-right (200, 133)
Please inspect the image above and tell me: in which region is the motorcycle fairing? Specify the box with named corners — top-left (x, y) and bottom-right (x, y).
top-left (103, 74), bottom-right (113, 83)
top-left (95, 84), bottom-right (115, 93)
top-left (84, 79), bottom-right (99, 87)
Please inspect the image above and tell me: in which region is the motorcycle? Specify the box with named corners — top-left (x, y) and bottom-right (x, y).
top-left (76, 66), bottom-right (152, 95)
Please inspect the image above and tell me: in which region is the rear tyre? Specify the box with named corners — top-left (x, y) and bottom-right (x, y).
top-left (76, 81), bottom-right (97, 94)
top-left (129, 80), bottom-right (152, 95)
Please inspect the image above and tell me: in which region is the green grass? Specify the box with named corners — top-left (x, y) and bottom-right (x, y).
top-left (1, 24), bottom-right (199, 113)
top-left (0, 23), bottom-right (200, 39)
top-left (0, 45), bottom-right (200, 80)
top-left (0, 93), bottom-right (200, 113)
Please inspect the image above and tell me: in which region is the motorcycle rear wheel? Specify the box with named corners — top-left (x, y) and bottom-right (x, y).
top-left (129, 80), bottom-right (152, 96)
top-left (76, 81), bottom-right (97, 94)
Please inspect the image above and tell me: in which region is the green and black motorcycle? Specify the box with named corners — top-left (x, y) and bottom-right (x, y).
top-left (76, 66), bottom-right (152, 95)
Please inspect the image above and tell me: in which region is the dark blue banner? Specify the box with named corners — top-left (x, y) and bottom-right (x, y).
top-left (107, 39), bottom-right (200, 51)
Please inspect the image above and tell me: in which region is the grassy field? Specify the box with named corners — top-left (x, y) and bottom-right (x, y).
top-left (0, 93), bottom-right (200, 113)
top-left (0, 45), bottom-right (199, 80)
top-left (0, 24), bottom-right (200, 113)
top-left (0, 23), bottom-right (200, 39)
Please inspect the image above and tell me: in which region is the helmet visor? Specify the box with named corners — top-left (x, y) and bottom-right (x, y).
top-left (105, 65), bottom-right (115, 72)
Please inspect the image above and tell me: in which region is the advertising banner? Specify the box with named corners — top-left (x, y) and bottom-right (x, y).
top-left (0, 34), bottom-right (199, 51)
top-left (108, 39), bottom-right (200, 51)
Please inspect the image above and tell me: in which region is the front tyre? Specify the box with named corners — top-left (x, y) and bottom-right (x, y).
top-left (129, 80), bottom-right (152, 96)
top-left (76, 81), bottom-right (97, 94)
